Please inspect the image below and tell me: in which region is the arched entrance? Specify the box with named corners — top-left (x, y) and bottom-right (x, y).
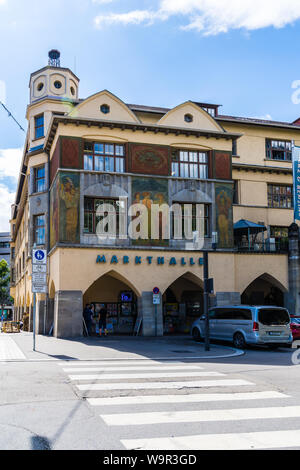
top-left (83, 270), bottom-right (140, 335)
top-left (163, 272), bottom-right (204, 334)
top-left (241, 273), bottom-right (287, 307)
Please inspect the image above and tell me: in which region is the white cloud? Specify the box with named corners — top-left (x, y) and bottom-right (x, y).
top-left (94, 0), bottom-right (300, 35)
top-left (0, 183), bottom-right (15, 231)
top-left (94, 10), bottom-right (163, 28)
top-left (0, 148), bottom-right (22, 180)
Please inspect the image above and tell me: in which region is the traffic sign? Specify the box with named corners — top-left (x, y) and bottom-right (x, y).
top-left (32, 273), bottom-right (47, 284)
top-left (32, 264), bottom-right (47, 273)
top-left (153, 294), bottom-right (160, 305)
top-left (32, 285), bottom-right (48, 294)
top-left (33, 249), bottom-right (47, 265)
top-left (153, 287), bottom-right (160, 295)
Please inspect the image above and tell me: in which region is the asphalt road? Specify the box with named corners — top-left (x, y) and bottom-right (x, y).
top-left (0, 343), bottom-right (300, 451)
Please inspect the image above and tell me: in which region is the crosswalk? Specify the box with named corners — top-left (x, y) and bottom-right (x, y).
top-left (59, 358), bottom-right (300, 450)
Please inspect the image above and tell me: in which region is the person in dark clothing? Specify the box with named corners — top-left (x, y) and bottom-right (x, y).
top-left (99, 307), bottom-right (108, 336)
top-left (83, 304), bottom-right (93, 335)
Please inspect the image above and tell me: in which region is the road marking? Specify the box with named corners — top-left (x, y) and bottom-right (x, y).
top-left (121, 429), bottom-right (300, 450)
top-left (0, 336), bottom-right (26, 360)
top-left (87, 391), bottom-right (289, 407)
top-left (101, 405), bottom-right (300, 426)
top-left (63, 365), bottom-right (204, 372)
top-left (69, 371), bottom-right (225, 381)
top-left (59, 360), bottom-right (191, 366)
top-left (77, 379), bottom-right (253, 391)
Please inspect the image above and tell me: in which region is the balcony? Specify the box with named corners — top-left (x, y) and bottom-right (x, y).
top-left (234, 239), bottom-right (288, 253)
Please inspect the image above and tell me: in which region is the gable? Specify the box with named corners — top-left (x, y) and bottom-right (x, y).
top-left (69, 90), bottom-right (140, 124)
top-left (158, 101), bottom-right (224, 133)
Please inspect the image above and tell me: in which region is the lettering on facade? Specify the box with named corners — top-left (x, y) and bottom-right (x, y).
top-left (96, 255), bottom-right (204, 266)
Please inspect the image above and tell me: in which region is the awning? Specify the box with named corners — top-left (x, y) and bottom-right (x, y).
top-left (234, 219), bottom-right (267, 234)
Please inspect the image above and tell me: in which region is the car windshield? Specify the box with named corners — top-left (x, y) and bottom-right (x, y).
top-left (258, 309), bottom-right (290, 326)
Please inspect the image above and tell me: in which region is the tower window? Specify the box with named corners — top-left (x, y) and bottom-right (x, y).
top-left (34, 165), bottom-right (46, 193)
top-left (34, 114), bottom-right (44, 140)
top-left (37, 83), bottom-right (44, 92)
top-left (54, 80), bottom-right (62, 89)
top-left (70, 86), bottom-right (75, 96)
top-left (100, 104), bottom-right (110, 114)
top-left (184, 114), bottom-right (193, 123)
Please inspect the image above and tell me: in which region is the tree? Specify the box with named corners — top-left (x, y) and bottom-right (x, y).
top-left (0, 259), bottom-right (12, 319)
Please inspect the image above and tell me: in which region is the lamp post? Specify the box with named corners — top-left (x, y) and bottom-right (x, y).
top-left (203, 251), bottom-right (210, 352)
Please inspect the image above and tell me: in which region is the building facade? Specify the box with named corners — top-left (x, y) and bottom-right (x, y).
top-left (10, 51), bottom-right (300, 338)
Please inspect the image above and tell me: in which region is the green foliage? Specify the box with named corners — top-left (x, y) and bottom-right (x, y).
top-left (0, 259), bottom-right (11, 306)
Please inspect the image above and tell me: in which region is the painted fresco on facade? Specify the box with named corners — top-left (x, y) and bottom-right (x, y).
top-left (215, 183), bottom-right (234, 248)
top-left (130, 144), bottom-right (169, 176)
top-left (132, 177), bottom-right (169, 246)
top-left (59, 172), bottom-right (80, 244)
top-left (50, 174), bottom-right (60, 249)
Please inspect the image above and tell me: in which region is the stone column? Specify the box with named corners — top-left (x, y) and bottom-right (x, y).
top-left (138, 292), bottom-right (163, 337)
top-left (287, 223), bottom-right (300, 315)
top-left (54, 291), bottom-right (83, 338)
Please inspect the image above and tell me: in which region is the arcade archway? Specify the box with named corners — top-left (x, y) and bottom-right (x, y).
top-left (163, 272), bottom-right (204, 334)
top-left (83, 270), bottom-right (140, 335)
top-left (241, 273), bottom-right (287, 307)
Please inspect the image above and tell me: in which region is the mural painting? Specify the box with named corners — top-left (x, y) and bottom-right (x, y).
top-left (132, 177), bottom-right (169, 246)
top-left (50, 172), bottom-right (80, 247)
top-left (215, 183), bottom-right (234, 248)
top-left (59, 172), bottom-right (80, 243)
top-left (50, 174), bottom-right (60, 249)
top-left (129, 143), bottom-right (170, 176)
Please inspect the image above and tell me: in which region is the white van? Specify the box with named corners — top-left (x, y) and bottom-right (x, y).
top-left (191, 305), bottom-right (293, 349)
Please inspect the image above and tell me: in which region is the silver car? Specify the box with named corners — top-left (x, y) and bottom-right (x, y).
top-left (191, 305), bottom-right (293, 349)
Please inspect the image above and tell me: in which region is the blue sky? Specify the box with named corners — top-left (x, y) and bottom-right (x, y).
top-left (1, 0), bottom-right (300, 229)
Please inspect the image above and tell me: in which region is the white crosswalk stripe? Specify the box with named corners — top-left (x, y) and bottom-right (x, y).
top-left (58, 358), bottom-right (299, 450)
top-left (121, 430), bottom-right (300, 451)
top-left (68, 371), bottom-right (224, 381)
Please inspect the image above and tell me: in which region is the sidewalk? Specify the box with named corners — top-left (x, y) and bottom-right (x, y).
top-left (0, 332), bottom-right (243, 362)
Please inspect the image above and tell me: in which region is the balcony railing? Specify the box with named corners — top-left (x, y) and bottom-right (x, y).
top-left (234, 239), bottom-right (288, 253)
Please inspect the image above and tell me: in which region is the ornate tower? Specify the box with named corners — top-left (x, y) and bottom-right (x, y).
top-left (27, 50), bottom-right (80, 150)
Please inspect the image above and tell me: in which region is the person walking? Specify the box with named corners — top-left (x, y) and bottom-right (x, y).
top-left (99, 307), bottom-right (108, 337)
top-left (83, 304), bottom-right (93, 336)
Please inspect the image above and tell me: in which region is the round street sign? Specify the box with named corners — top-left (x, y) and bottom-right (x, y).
top-left (153, 287), bottom-right (160, 294)
top-left (35, 250), bottom-right (45, 261)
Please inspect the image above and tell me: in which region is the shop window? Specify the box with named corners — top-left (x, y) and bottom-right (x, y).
top-left (268, 184), bottom-right (293, 208)
top-left (34, 114), bottom-right (44, 140)
top-left (270, 226), bottom-right (289, 251)
top-left (34, 165), bottom-right (46, 193)
top-left (84, 197), bottom-right (126, 235)
top-left (83, 141), bottom-right (125, 173)
top-left (172, 202), bottom-right (211, 238)
top-left (266, 139), bottom-right (292, 161)
top-left (171, 150), bottom-right (208, 179)
top-left (34, 215), bottom-right (45, 245)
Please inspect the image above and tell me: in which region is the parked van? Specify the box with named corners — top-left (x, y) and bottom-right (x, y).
top-left (191, 306), bottom-right (293, 349)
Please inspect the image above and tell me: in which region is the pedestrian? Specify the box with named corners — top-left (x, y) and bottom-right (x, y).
top-left (83, 304), bottom-right (93, 335)
top-left (99, 307), bottom-right (108, 337)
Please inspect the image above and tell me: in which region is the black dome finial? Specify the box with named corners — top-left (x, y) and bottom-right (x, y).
top-left (48, 50), bottom-right (61, 67)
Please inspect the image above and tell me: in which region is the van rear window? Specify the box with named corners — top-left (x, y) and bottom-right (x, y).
top-left (258, 309), bottom-right (290, 326)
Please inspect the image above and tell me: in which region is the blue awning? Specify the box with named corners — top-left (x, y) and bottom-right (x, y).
top-left (234, 219), bottom-right (266, 232)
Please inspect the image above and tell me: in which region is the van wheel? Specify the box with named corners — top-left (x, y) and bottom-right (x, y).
top-left (233, 332), bottom-right (246, 349)
top-left (192, 328), bottom-right (202, 343)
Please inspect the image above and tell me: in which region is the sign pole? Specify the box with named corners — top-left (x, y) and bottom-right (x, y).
top-left (203, 251), bottom-right (210, 352)
top-left (33, 292), bottom-right (36, 351)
